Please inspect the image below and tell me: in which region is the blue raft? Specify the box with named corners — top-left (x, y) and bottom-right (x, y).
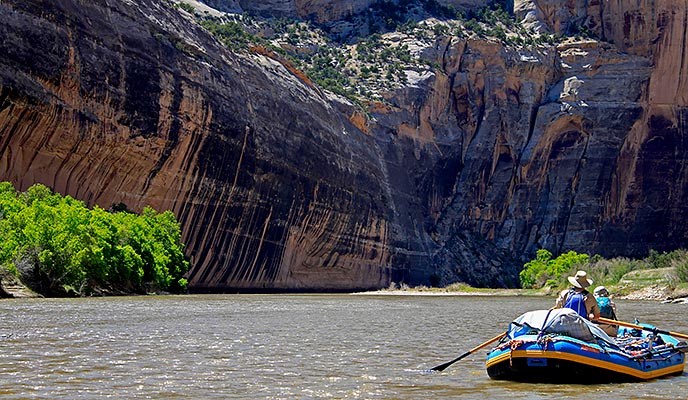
top-left (485, 309), bottom-right (687, 383)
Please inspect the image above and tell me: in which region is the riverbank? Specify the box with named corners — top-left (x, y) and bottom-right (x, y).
top-left (0, 268), bottom-right (41, 298)
top-left (4, 267), bottom-right (688, 302)
top-left (355, 282), bottom-right (688, 303)
top-left (356, 265), bottom-right (688, 302)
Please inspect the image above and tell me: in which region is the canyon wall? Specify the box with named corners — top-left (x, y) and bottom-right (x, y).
top-left (1, 0), bottom-right (687, 291)
top-left (0, 0), bottom-right (394, 291)
top-left (506, 0), bottom-right (688, 256)
top-left (204, 0), bottom-right (487, 22)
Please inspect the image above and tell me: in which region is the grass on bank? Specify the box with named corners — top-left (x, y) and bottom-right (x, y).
top-left (519, 249), bottom-right (688, 295)
top-left (382, 249), bottom-right (688, 298)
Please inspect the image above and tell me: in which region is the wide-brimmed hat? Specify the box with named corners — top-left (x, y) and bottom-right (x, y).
top-left (594, 286), bottom-right (609, 297)
top-left (568, 270), bottom-right (593, 288)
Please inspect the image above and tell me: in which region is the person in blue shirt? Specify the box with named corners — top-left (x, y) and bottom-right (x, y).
top-left (555, 270), bottom-right (600, 321)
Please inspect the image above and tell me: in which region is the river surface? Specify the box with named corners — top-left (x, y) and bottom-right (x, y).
top-left (0, 294), bottom-right (686, 399)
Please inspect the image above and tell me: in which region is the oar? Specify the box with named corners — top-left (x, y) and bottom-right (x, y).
top-left (630, 344), bottom-right (688, 359)
top-left (598, 317), bottom-right (688, 340)
top-left (430, 332), bottom-right (507, 372)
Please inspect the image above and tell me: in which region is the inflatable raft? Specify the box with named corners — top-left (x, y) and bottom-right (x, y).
top-left (485, 309), bottom-right (687, 383)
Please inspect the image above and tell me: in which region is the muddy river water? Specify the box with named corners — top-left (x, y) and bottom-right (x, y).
top-left (1, 294), bottom-right (686, 399)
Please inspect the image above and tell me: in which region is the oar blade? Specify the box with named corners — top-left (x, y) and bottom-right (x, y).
top-left (429, 332), bottom-right (507, 372)
top-left (430, 351), bottom-right (469, 372)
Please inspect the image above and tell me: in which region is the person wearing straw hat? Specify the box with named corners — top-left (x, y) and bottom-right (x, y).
top-left (554, 270), bottom-right (600, 321)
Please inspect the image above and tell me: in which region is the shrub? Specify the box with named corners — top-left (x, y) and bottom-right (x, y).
top-left (519, 249), bottom-right (552, 288)
top-left (200, 20), bottom-right (254, 51)
top-left (675, 257), bottom-right (688, 282)
top-left (578, 256), bottom-right (640, 288)
top-left (174, 2), bottom-right (195, 14)
top-left (0, 182), bottom-right (190, 296)
top-left (647, 249), bottom-right (673, 269)
top-left (520, 249), bottom-right (589, 289)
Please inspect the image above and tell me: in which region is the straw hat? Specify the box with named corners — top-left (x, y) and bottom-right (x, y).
top-left (568, 270), bottom-right (593, 288)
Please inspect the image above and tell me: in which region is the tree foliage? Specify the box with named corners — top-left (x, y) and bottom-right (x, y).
top-left (519, 247), bottom-right (688, 290)
top-left (0, 182), bottom-right (190, 296)
top-left (520, 249), bottom-right (589, 289)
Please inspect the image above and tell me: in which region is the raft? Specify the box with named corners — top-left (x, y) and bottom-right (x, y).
top-left (485, 309), bottom-right (687, 383)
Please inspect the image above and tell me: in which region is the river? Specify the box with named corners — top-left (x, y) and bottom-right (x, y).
top-left (0, 294), bottom-right (686, 399)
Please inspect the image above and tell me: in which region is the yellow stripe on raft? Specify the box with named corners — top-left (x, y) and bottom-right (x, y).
top-left (486, 350), bottom-right (686, 380)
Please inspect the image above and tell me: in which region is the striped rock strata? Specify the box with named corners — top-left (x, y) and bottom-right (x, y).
top-left (1, 0), bottom-right (687, 291)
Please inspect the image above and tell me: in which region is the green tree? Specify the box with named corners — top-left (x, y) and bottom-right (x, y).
top-left (520, 249), bottom-right (552, 288)
top-left (0, 183), bottom-right (22, 273)
top-left (0, 182), bottom-right (190, 296)
top-left (520, 249), bottom-right (589, 288)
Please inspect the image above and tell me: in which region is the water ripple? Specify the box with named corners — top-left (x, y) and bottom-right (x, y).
top-left (0, 295), bottom-right (685, 399)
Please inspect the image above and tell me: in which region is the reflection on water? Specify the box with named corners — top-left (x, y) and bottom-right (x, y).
top-left (0, 295), bottom-right (685, 399)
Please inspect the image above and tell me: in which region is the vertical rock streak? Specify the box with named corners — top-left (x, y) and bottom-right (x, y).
top-left (2, 0), bottom-right (688, 290)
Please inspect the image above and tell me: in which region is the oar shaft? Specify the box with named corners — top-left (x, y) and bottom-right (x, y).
top-left (468, 332), bottom-right (508, 353)
top-left (598, 317), bottom-right (688, 340)
top-left (430, 332), bottom-right (507, 372)
top-left (631, 345), bottom-right (688, 359)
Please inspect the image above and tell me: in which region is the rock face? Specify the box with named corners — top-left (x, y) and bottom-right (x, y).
top-left (1, 0), bottom-right (687, 291)
top-left (0, 0), bottom-right (393, 292)
top-left (233, 0), bottom-right (374, 22)
top-left (508, 0), bottom-right (688, 256)
top-left (213, 0), bottom-right (486, 23)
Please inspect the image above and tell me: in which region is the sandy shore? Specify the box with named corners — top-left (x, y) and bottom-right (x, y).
top-left (353, 286), bottom-right (688, 302)
top-left (352, 288), bottom-right (544, 297)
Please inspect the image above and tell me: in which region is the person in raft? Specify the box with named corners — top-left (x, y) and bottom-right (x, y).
top-left (593, 285), bottom-right (619, 337)
top-left (555, 270), bottom-right (600, 321)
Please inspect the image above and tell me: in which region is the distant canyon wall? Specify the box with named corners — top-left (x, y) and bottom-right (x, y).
top-left (424, 0), bottom-right (688, 261)
top-left (1, 0), bottom-right (687, 291)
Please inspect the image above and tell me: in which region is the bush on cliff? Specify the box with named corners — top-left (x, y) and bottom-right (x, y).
top-left (0, 182), bottom-right (189, 296)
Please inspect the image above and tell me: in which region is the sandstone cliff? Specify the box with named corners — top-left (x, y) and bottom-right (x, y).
top-left (0, 0), bottom-right (394, 291)
top-left (1, 0), bottom-right (687, 291)
top-left (508, 0), bottom-right (688, 257)
top-left (232, 0), bottom-right (485, 22)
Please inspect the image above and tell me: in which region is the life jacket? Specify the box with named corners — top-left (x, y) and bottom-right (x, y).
top-left (564, 289), bottom-right (589, 319)
top-left (597, 296), bottom-right (615, 319)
